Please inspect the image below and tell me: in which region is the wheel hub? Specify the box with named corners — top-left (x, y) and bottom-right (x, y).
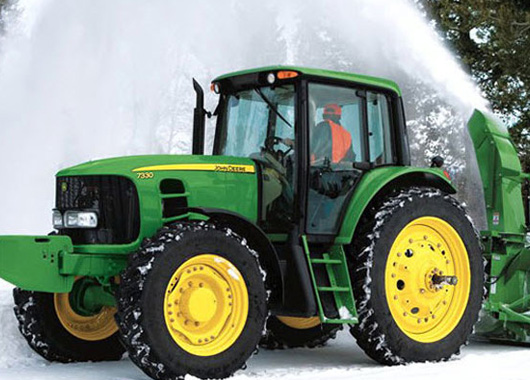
top-left (385, 217), bottom-right (470, 343)
top-left (164, 254), bottom-right (249, 357)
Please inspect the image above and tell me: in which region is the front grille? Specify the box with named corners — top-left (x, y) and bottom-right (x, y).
top-left (56, 175), bottom-right (140, 244)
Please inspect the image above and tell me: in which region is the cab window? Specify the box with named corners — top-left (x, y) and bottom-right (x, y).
top-left (367, 92), bottom-right (393, 165)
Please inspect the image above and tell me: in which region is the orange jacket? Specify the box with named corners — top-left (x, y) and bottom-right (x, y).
top-left (311, 120), bottom-right (354, 164)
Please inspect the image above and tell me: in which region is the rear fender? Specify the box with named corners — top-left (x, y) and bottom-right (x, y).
top-left (336, 167), bottom-right (456, 244)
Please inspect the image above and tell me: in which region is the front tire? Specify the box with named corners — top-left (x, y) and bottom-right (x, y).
top-left (13, 288), bottom-right (124, 363)
top-left (350, 187), bottom-right (483, 364)
top-left (116, 221), bottom-right (268, 380)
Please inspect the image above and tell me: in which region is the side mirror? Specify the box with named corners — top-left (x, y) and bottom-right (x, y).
top-left (430, 156), bottom-right (444, 168)
top-left (353, 162), bottom-right (372, 171)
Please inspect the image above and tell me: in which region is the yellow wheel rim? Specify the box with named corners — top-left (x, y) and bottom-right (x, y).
top-left (164, 254), bottom-right (249, 357)
top-left (276, 316), bottom-right (321, 329)
top-left (385, 217), bottom-right (470, 343)
top-left (54, 293), bottom-right (118, 341)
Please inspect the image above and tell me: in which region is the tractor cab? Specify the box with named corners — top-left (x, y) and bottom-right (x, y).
top-left (197, 66), bottom-right (410, 238)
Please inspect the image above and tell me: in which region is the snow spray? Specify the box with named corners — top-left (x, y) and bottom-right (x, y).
top-left (0, 0), bottom-right (487, 233)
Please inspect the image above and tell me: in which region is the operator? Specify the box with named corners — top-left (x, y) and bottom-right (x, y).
top-left (311, 103), bottom-right (354, 164)
top-left (283, 103), bottom-right (355, 164)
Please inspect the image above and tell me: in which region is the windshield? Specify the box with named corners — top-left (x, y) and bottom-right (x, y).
top-left (215, 85), bottom-right (296, 233)
top-left (216, 85), bottom-right (295, 157)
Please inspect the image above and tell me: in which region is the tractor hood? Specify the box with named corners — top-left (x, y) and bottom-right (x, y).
top-left (56, 154), bottom-right (260, 237)
top-left (57, 154), bottom-right (256, 178)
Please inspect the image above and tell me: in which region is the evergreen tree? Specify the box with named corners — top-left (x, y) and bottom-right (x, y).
top-left (419, 0), bottom-right (530, 170)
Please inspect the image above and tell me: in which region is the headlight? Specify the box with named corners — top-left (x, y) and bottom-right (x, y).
top-left (64, 211), bottom-right (98, 228)
top-left (52, 210), bottom-right (63, 228)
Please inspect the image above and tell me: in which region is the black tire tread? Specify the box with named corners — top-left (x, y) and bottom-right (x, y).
top-left (13, 288), bottom-right (124, 363)
top-left (348, 187), bottom-right (483, 365)
top-left (260, 316), bottom-right (342, 350)
top-left (115, 221), bottom-right (268, 380)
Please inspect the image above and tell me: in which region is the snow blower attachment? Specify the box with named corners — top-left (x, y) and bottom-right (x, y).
top-left (0, 66), bottom-right (526, 379)
top-left (468, 110), bottom-right (530, 342)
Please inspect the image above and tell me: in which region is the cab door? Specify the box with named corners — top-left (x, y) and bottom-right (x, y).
top-left (305, 82), bottom-right (395, 237)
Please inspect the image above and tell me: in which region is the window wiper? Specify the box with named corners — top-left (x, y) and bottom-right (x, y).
top-left (254, 88), bottom-right (294, 129)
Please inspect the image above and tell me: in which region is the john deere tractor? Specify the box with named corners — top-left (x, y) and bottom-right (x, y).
top-left (1, 66), bottom-right (529, 379)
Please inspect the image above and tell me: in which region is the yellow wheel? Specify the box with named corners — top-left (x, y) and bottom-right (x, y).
top-left (276, 316), bottom-right (321, 329)
top-left (116, 222), bottom-right (268, 379)
top-left (13, 287), bottom-right (124, 363)
top-left (54, 293), bottom-right (118, 342)
top-left (163, 254), bottom-right (249, 357)
top-left (350, 188), bottom-right (483, 364)
top-left (385, 217), bottom-right (470, 343)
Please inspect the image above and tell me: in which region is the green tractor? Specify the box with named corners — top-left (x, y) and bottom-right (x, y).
top-left (0, 66), bottom-right (528, 379)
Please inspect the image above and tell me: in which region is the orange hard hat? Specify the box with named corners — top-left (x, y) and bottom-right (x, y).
top-left (323, 103), bottom-right (342, 117)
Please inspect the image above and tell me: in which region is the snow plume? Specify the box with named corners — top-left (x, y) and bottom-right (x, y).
top-left (0, 0), bottom-right (487, 234)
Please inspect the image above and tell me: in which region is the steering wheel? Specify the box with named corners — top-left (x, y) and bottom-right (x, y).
top-left (264, 136), bottom-right (293, 156)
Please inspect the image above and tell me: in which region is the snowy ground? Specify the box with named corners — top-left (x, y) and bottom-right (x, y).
top-left (0, 287), bottom-right (528, 380)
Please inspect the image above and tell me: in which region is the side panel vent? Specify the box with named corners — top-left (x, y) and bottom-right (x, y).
top-left (160, 179), bottom-right (186, 194)
top-left (160, 179), bottom-right (188, 221)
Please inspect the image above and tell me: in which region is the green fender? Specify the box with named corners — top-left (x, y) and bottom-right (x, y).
top-left (335, 166), bottom-right (456, 244)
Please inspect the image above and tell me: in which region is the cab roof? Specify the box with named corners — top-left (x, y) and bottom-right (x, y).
top-left (213, 65), bottom-right (402, 96)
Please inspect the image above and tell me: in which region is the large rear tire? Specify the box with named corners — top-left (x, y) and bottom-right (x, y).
top-left (116, 221), bottom-right (268, 380)
top-left (261, 316), bottom-right (341, 349)
top-left (350, 187), bottom-right (483, 364)
top-left (13, 288), bottom-right (124, 363)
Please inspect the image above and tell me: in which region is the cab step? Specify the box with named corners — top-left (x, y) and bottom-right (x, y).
top-left (301, 235), bottom-right (358, 324)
